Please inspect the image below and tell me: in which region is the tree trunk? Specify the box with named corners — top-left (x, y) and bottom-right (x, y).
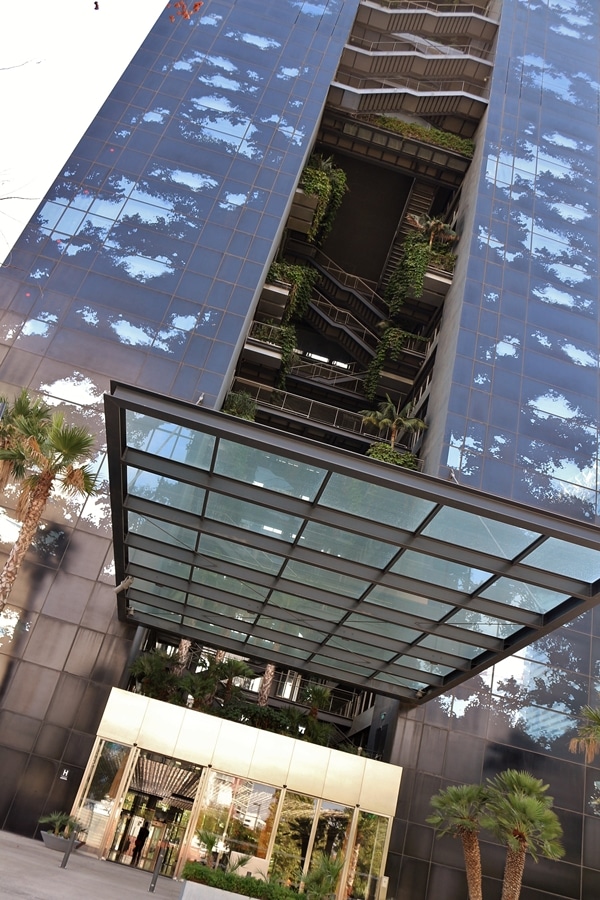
top-left (258, 663), bottom-right (275, 706)
top-left (500, 846), bottom-right (525, 900)
top-left (175, 639), bottom-right (192, 675)
top-left (461, 831), bottom-right (483, 900)
top-left (0, 475), bottom-right (53, 613)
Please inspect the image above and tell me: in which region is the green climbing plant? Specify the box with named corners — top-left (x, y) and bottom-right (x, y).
top-left (267, 261), bottom-right (318, 323)
top-left (299, 155), bottom-right (348, 245)
top-left (363, 326), bottom-right (426, 400)
top-left (276, 324), bottom-right (299, 389)
top-left (384, 232), bottom-right (431, 316)
top-left (384, 216), bottom-right (457, 317)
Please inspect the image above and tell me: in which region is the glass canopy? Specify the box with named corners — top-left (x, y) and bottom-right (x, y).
top-left (105, 384), bottom-right (600, 705)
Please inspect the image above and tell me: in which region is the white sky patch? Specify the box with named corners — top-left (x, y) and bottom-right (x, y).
top-left (548, 262), bottom-right (589, 285)
top-left (200, 14), bottom-right (223, 26)
top-left (143, 108), bottom-right (171, 124)
top-left (39, 373), bottom-right (104, 406)
top-left (528, 392), bottom-right (582, 420)
top-left (533, 285), bottom-right (590, 309)
top-left (117, 255), bottom-right (175, 281)
top-left (110, 319), bottom-right (155, 346)
top-left (495, 337), bottom-right (520, 357)
top-left (291, 1), bottom-right (333, 15)
top-left (198, 74), bottom-right (243, 91)
top-left (151, 167), bottom-right (218, 192)
top-left (21, 319), bottom-right (52, 337)
top-left (220, 192), bottom-right (248, 210)
top-left (278, 67), bottom-right (300, 79)
top-left (0, 510), bottom-right (21, 547)
top-left (193, 94), bottom-right (238, 113)
top-left (542, 132), bottom-right (578, 150)
top-left (204, 55), bottom-right (237, 71)
top-left (225, 31), bottom-right (281, 50)
top-left (561, 343), bottom-right (598, 367)
top-left (531, 330), bottom-right (551, 348)
top-left (77, 306), bottom-right (100, 326)
top-left (548, 201), bottom-right (590, 222)
top-left (171, 314), bottom-right (198, 330)
top-left (1, 0), bottom-right (167, 261)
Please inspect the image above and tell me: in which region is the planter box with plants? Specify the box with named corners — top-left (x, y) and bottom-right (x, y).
top-left (38, 810), bottom-right (86, 852)
top-left (180, 864), bottom-right (300, 900)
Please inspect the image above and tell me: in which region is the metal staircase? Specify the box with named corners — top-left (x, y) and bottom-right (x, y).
top-left (379, 182), bottom-right (436, 291)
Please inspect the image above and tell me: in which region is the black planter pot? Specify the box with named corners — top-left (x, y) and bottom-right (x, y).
top-left (40, 831), bottom-right (84, 852)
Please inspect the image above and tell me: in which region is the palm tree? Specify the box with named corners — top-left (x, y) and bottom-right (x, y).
top-left (302, 683), bottom-right (331, 719)
top-left (257, 663), bottom-right (276, 706)
top-left (360, 395), bottom-right (426, 449)
top-left (405, 213), bottom-right (458, 248)
top-left (483, 770), bottom-right (564, 900)
top-left (303, 851), bottom-right (345, 900)
top-left (427, 783), bottom-right (487, 900)
top-left (0, 389), bottom-right (52, 491)
top-left (569, 705), bottom-right (600, 763)
top-left (218, 657), bottom-right (254, 704)
top-left (0, 397), bottom-right (96, 612)
top-left (130, 649), bottom-right (183, 703)
top-left (181, 656), bottom-right (224, 710)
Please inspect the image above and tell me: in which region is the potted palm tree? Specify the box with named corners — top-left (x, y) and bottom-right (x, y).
top-left (38, 811), bottom-right (86, 851)
top-left (360, 395), bottom-right (426, 468)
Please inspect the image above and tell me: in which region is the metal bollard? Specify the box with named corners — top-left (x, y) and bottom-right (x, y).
top-left (148, 845), bottom-right (167, 893)
top-left (59, 828), bottom-right (79, 869)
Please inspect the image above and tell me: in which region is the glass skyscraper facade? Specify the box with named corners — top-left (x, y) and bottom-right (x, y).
top-left (427, 0), bottom-right (600, 522)
top-left (1, 1), bottom-right (600, 898)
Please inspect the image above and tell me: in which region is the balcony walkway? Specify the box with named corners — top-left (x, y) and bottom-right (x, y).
top-left (0, 830), bottom-right (181, 900)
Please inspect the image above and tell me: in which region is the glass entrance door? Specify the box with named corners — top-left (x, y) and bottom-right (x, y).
top-left (106, 750), bottom-right (203, 876)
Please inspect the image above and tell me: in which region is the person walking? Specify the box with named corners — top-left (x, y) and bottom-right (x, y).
top-left (131, 821), bottom-right (150, 867)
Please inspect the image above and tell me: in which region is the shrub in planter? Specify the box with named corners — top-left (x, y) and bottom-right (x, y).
top-left (366, 443), bottom-right (420, 469)
top-left (39, 810), bottom-right (86, 851)
top-left (223, 391), bottom-right (257, 422)
top-left (39, 810), bottom-right (84, 837)
top-left (181, 863), bottom-right (299, 900)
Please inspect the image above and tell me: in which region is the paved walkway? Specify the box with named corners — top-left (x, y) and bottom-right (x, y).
top-left (0, 830), bottom-right (183, 899)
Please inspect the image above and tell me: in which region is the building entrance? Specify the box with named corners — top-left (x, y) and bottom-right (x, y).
top-left (105, 750), bottom-right (202, 876)
top-left (75, 700), bottom-right (400, 892)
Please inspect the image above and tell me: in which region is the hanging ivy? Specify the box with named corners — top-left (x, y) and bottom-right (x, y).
top-left (299, 155), bottom-right (348, 245)
top-left (384, 232), bottom-right (431, 316)
top-left (266, 261), bottom-right (318, 323)
top-left (363, 326), bottom-right (427, 401)
top-left (275, 324), bottom-right (299, 389)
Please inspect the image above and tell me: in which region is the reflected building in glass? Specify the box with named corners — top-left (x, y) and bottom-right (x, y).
top-left (1, 0), bottom-right (600, 897)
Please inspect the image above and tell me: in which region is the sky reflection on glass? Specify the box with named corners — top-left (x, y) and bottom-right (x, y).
top-left (445, 0), bottom-right (600, 520)
top-left (17, 0), bottom-right (358, 411)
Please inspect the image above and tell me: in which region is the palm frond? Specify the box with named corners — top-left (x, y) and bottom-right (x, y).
top-left (569, 705), bottom-right (600, 763)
